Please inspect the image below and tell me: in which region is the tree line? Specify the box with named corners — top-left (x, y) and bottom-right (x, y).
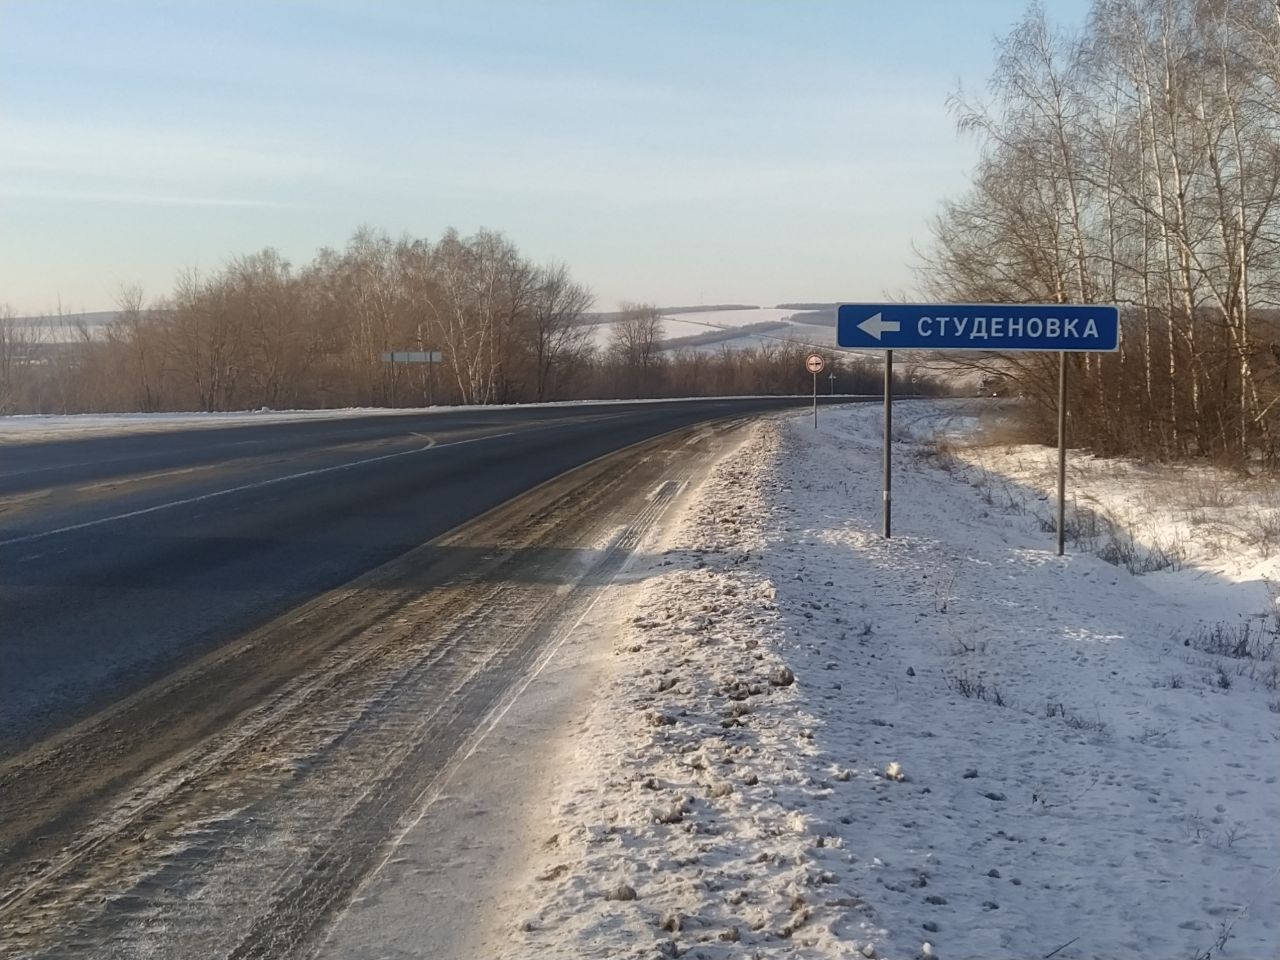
top-left (921, 0), bottom-right (1280, 463)
top-left (0, 228), bottom-right (938, 415)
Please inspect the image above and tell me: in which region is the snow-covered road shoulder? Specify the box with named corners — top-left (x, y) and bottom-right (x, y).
top-left (499, 402), bottom-right (1279, 960)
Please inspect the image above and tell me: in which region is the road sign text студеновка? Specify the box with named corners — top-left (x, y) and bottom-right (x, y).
top-left (837, 303), bottom-right (1119, 352)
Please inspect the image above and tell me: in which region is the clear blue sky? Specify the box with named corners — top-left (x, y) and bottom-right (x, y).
top-left (0, 0), bottom-right (1090, 315)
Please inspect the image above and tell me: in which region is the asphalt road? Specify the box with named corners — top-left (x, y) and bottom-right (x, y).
top-left (0, 396), bottom-right (863, 756)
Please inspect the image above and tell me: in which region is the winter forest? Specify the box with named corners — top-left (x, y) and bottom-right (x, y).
top-left (923, 0), bottom-right (1280, 463)
top-left (0, 227), bottom-right (913, 415)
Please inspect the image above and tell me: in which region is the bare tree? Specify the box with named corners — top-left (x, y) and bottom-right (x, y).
top-left (0, 306), bottom-right (33, 414)
top-left (108, 284), bottom-right (163, 411)
top-left (527, 263), bottom-right (594, 401)
top-left (609, 302), bottom-right (665, 397)
top-left (923, 0), bottom-right (1280, 464)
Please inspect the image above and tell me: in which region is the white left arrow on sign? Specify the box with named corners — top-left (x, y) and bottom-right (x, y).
top-left (857, 312), bottom-right (901, 341)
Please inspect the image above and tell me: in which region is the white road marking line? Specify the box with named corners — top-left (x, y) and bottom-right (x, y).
top-left (0, 432), bottom-right (514, 549)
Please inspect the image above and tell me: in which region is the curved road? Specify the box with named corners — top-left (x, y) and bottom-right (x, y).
top-left (0, 396), bottom-right (874, 960)
top-left (0, 397), bottom-right (859, 756)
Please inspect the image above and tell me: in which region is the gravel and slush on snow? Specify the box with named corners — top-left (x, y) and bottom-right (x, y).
top-left (497, 400), bottom-right (1279, 960)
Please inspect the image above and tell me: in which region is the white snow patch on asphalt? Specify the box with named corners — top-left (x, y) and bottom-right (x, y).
top-left (497, 401), bottom-right (1280, 960)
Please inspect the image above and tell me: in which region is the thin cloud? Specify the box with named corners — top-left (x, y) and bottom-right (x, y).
top-left (0, 186), bottom-right (294, 209)
top-left (0, 117), bottom-right (341, 185)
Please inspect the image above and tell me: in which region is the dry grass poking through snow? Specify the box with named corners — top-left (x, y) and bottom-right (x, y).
top-left (498, 402), bottom-right (1280, 960)
top-left (940, 413), bottom-right (1280, 583)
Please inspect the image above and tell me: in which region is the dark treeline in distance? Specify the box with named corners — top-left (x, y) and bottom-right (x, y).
top-left (0, 228), bottom-right (939, 415)
top-left (921, 0), bottom-right (1280, 464)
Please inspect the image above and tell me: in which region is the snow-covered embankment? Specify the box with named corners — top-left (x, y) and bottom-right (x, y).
top-left (498, 401), bottom-right (1279, 960)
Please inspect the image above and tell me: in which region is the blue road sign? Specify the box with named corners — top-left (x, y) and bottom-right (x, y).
top-left (837, 303), bottom-right (1119, 352)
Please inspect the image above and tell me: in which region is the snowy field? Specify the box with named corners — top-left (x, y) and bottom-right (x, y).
top-left (496, 400), bottom-right (1279, 960)
top-left (939, 415), bottom-right (1280, 627)
top-left (10, 312), bottom-right (116, 343)
top-left (586, 308), bottom-right (839, 354)
top-left (661, 309), bottom-right (796, 341)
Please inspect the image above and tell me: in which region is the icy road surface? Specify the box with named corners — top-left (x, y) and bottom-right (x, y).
top-left (0, 418), bottom-right (755, 959)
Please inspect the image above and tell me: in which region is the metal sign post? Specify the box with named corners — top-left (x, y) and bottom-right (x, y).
top-left (883, 349), bottom-right (893, 538)
top-left (836, 302), bottom-right (1119, 548)
top-left (1057, 351), bottom-right (1068, 556)
top-left (805, 354), bottom-right (825, 428)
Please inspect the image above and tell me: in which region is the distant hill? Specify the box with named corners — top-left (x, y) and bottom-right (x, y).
top-left (658, 304), bottom-right (758, 315)
top-left (662, 320), bottom-right (789, 350)
top-left (786, 309), bottom-right (837, 328)
top-left (581, 304), bottom-right (759, 325)
top-left (774, 302), bottom-right (837, 311)
top-left (12, 311), bottom-right (118, 343)
top-left (17, 311), bottom-right (118, 327)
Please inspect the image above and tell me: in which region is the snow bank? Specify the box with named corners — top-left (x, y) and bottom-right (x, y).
top-left (937, 410), bottom-right (1280, 629)
top-left (498, 401), bottom-right (1279, 960)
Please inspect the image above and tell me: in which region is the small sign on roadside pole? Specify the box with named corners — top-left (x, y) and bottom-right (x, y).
top-left (380, 351), bottom-right (443, 364)
top-left (381, 350), bottom-right (444, 406)
top-left (805, 354), bottom-right (825, 428)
